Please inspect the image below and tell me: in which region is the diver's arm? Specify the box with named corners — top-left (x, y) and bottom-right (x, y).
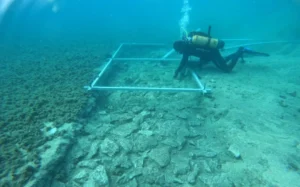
top-left (174, 54), bottom-right (189, 78)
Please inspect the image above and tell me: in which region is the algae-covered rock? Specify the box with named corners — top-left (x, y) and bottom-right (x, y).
top-left (111, 122), bottom-right (139, 137)
top-left (73, 170), bottom-right (89, 184)
top-left (116, 137), bottom-right (133, 153)
top-left (24, 123), bottom-right (82, 187)
top-left (100, 138), bottom-right (119, 157)
top-left (133, 134), bottom-right (158, 152)
top-left (88, 165), bottom-right (109, 187)
top-left (87, 140), bottom-right (100, 159)
top-left (149, 147), bottom-right (171, 167)
top-left (78, 160), bottom-right (98, 169)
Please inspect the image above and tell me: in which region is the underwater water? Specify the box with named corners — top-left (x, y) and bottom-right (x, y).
top-left (0, 0), bottom-right (300, 186)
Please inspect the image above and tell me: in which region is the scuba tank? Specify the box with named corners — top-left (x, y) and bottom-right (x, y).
top-left (189, 26), bottom-right (225, 49)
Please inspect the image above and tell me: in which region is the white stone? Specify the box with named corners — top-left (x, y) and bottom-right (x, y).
top-left (228, 144), bottom-right (241, 158)
top-left (40, 122), bottom-right (57, 137)
top-left (138, 130), bottom-right (153, 136)
top-left (46, 127), bottom-right (57, 136)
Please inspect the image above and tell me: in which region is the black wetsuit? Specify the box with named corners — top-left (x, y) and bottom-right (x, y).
top-left (174, 43), bottom-right (243, 78)
top-left (173, 28), bottom-right (270, 78)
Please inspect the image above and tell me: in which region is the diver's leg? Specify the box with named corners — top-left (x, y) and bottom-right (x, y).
top-left (226, 47), bottom-right (270, 64)
top-left (211, 50), bottom-right (232, 72)
top-left (211, 49), bottom-right (243, 72)
top-left (223, 47), bottom-right (248, 63)
top-left (224, 48), bottom-right (244, 71)
top-left (224, 53), bottom-right (237, 63)
top-left (199, 56), bottom-right (210, 68)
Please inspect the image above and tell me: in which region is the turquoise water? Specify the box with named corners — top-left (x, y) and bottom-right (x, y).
top-left (1, 1), bottom-right (299, 44)
top-left (0, 1), bottom-right (300, 187)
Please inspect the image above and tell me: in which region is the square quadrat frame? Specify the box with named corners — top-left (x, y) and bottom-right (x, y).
top-left (84, 43), bottom-right (211, 94)
top-left (84, 39), bottom-right (300, 94)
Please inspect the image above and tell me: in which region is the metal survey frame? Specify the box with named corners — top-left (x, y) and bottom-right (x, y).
top-left (84, 42), bottom-right (210, 94)
top-left (85, 39), bottom-right (300, 93)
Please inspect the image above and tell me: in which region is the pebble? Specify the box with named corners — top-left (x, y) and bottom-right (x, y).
top-left (132, 106), bottom-right (143, 114)
top-left (228, 144), bottom-right (241, 159)
top-left (141, 111), bottom-right (151, 119)
top-left (98, 111), bottom-right (107, 115)
top-left (138, 130), bottom-right (153, 136)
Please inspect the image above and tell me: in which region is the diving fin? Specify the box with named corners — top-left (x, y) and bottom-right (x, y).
top-left (243, 47), bottom-right (270, 57)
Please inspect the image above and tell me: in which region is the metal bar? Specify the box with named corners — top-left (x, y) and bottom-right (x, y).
top-left (225, 40), bottom-right (300, 50)
top-left (111, 57), bottom-right (180, 61)
top-left (90, 43), bottom-right (124, 88)
top-left (162, 49), bottom-right (175, 59)
top-left (191, 71), bottom-right (204, 90)
top-left (121, 43), bottom-right (166, 46)
top-left (90, 86), bottom-right (205, 93)
top-left (222, 39), bottom-right (256, 41)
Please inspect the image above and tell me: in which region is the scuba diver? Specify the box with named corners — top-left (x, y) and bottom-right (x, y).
top-left (173, 26), bottom-right (270, 79)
